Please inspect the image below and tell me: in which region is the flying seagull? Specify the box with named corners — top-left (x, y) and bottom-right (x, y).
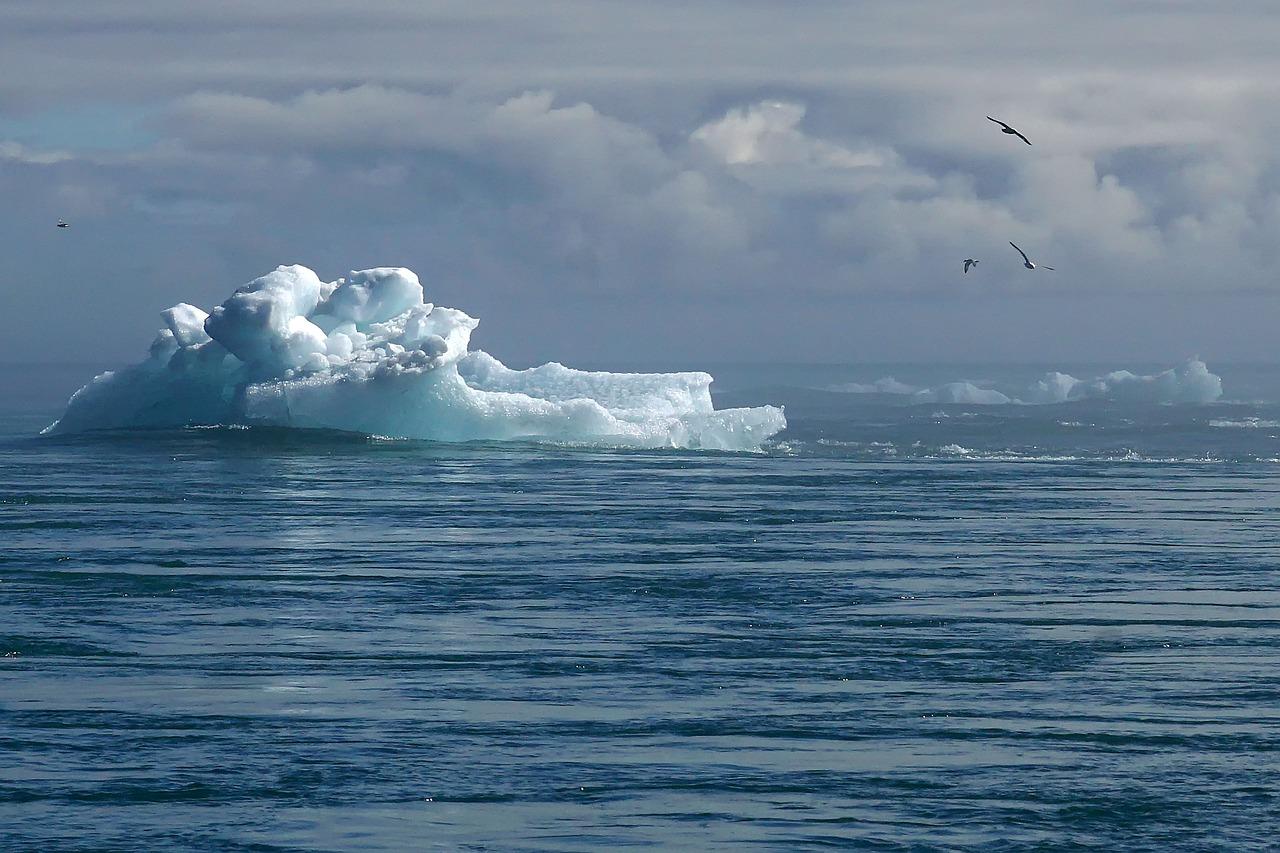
top-left (56, 220), bottom-right (69, 228)
top-left (1010, 241), bottom-right (1053, 270)
top-left (987, 116), bottom-right (1032, 146)
top-left (963, 259), bottom-right (978, 274)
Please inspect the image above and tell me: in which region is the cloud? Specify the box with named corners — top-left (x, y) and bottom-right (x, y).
top-left (13, 83), bottom-right (1280, 305)
top-left (5, 3), bottom-right (1280, 364)
top-left (155, 87), bottom-right (766, 294)
top-left (0, 141), bottom-right (72, 164)
top-left (693, 101), bottom-right (879, 169)
top-left (690, 101), bottom-right (930, 198)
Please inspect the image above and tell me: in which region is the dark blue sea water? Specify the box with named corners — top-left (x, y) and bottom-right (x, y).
top-left (4, 362), bottom-right (1280, 851)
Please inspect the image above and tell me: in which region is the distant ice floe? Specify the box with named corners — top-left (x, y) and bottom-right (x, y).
top-left (45, 265), bottom-right (785, 450)
top-left (829, 359), bottom-right (1222, 406)
top-left (1209, 417), bottom-right (1280, 429)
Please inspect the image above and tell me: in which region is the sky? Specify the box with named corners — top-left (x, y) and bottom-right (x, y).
top-left (2, 0), bottom-right (1280, 367)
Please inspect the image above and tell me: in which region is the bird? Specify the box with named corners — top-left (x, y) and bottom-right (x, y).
top-left (1010, 241), bottom-right (1053, 270)
top-left (963, 259), bottom-right (979, 274)
top-left (56, 220), bottom-right (69, 228)
top-left (987, 116), bottom-right (1032, 146)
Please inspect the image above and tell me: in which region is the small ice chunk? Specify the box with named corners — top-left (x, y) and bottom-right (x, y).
top-left (161, 303), bottom-right (212, 347)
top-left (421, 335), bottom-right (448, 358)
top-left (149, 328), bottom-right (178, 363)
top-left (302, 351), bottom-right (330, 373)
top-left (326, 267), bottom-right (424, 325)
top-left (204, 264), bottom-right (324, 367)
top-left (326, 331), bottom-right (354, 361)
top-left (279, 315), bottom-right (329, 369)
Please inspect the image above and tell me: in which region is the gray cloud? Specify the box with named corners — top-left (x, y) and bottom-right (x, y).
top-left (2, 2), bottom-right (1280, 365)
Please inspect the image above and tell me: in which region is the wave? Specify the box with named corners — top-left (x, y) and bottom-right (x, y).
top-left (44, 265), bottom-right (785, 450)
top-left (1208, 418), bottom-right (1280, 429)
top-left (828, 359), bottom-right (1222, 406)
top-left (932, 446), bottom-right (1225, 463)
top-left (791, 440), bottom-right (1233, 463)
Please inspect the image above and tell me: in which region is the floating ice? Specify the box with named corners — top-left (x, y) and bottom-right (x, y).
top-left (1209, 417), bottom-right (1280, 429)
top-left (45, 265), bottom-right (786, 450)
top-left (161, 303), bottom-right (211, 348)
top-left (829, 359), bottom-right (1222, 406)
top-left (917, 382), bottom-right (1011, 405)
top-left (1020, 359), bottom-right (1223, 405)
top-left (828, 376), bottom-right (1012, 404)
top-left (831, 376), bottom-right (918, 395)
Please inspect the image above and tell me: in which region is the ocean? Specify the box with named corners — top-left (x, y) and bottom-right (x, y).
top-left (3, 361), bottom-right (1280, 850)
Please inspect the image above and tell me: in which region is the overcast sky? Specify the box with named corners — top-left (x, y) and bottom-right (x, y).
top-left (3, 0), bottom-right (1280, 366)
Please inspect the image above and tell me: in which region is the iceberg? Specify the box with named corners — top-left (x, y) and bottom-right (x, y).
top-left (829, 359), bottom-right (1222, 406)
top-left (1020, 359), bottom-right (1222, 405)
top-left (45, 265), bottom-right (786, 450)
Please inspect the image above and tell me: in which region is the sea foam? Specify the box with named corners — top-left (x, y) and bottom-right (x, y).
top-left (45, 265), bottom-right (786, 450)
